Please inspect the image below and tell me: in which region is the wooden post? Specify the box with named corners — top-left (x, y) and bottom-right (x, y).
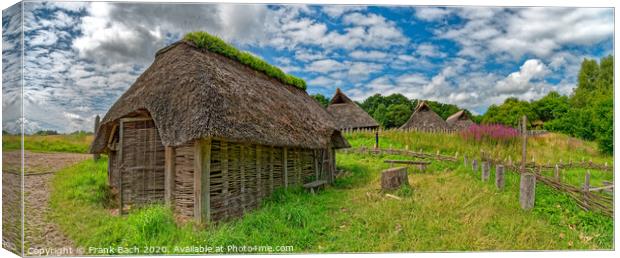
top-left (93, 115), bottom-right (100, 161)
top-left (464, 155), bottom-right (468, 167)
top-left (283, 147), bottom-right (288, 188)
top-left (518, 115), bottom-right (536, 211)
top-left (194, 139), bottom-right (211, 223)
top-left (374, 130), bottom-right (379, 149)
top-left (481, 161), bottom-right (489, 181)
top-left (520, 115), bottom-right (527, 174)
top-left (554, 164), bottom-right (560, 181)
top-left (221, 141), bottom-right (229, 215)
top-left (495, 165), bottom-right (505, 190)
top-left (240, 144), bottom-right (246, 211)
top-left (583, 171), bottom-right (591, 192)
top-left (164, 146), bottom-right (175, 206)
top-left (314, 149), bottom-right (319, 180)
top-left (269, 146), bottom-right (274, 192)
top-left (583, 170), bottom-right (591, 210)
top-left (519, 173), bottom-right (536, 210)
top-left (256, 145), bottom-right (262, 197)
top-left (472, 159), bottom-right (478, 172)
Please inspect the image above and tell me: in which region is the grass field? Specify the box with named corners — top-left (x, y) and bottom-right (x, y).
top-left (49, 148), bottom-right (612, 253)
top-left (2, 133), bottom-right (93, 153)
top-left (346, 130), bottom-right (613, 189)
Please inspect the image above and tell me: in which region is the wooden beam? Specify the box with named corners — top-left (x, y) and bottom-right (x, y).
top-left (240, 144), bottom-right (246, 211)
top-left (118, 120), bottom-right (124, 214)
top-left (221, 141), bottom-right (229, 215)
top-left (256, 145), bottom-right (262, 197)
top-left (119, 117), bottom-right (152, 123)
top-left (283, 147), bottom-right (288, 188)
top-left (164, 146), bottom-right (176, 206)
top-left (314, 150), bottom-right (319, 181)
top-left (269, 146), bottom-right (274, 192)
top-left (193, 139), bottom-right (213, 223)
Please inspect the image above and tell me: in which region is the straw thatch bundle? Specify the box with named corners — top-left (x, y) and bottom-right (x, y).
top-left (326, 88), bottom-right (379, 130)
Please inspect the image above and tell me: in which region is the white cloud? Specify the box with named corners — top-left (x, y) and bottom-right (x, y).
top-left (349, 50), bottom-right (388, 60)
top-left (415, 7), bottom-right (452, 21)
top-left (322, 5), bottom-right (366, 18)
top-left (439, 7), bottom-right (613, 60)
top-left (495, 59), bottom-right (549, 94)
top-left (307, 59), bottom-right (346, 73)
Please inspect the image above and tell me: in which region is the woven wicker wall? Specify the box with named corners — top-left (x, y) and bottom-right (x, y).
top-left (206, 140), bottom-right (319, 222)
top-left (119, 119), bottom-right (166, 211)
top-left (173, 143), bottom-right (195, 218)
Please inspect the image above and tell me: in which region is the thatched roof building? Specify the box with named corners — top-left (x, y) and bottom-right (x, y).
top-left (446, 110), bottom-right (474, 130)
top-left (326, 88), bottom-right (379, 130)
top-left (90, 35), bottom-right (349, 223)
top-left (400, 101), bottom-right (448, 131)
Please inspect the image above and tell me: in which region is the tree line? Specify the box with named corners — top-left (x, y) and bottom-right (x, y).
top-left (480, 55), bottom-right (613, 154)
top-left (312, 55), bottom-right (612, 154)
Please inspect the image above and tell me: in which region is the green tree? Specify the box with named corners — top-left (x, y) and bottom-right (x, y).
top-left (385, 104), bottom-right (412, 128)
top-left (311, 93), bottom-right (330, 107)
top-left (531, 91), bottom-right (569, 122)
top-left (372, 103), bottom-right (388, 127)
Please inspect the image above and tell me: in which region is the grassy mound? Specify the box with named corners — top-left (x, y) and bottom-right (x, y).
top-left (184, 31), bottom-right (306, 90)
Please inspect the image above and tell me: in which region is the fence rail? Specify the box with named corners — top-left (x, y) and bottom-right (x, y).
top-left (340, 146), bottom-right (613, 217)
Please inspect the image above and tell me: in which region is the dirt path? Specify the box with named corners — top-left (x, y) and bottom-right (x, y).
top-left (3, 151), bottom-right (90, 256)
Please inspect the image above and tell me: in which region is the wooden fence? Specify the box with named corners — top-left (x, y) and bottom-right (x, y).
top-left (340, 146), bottom-right (613, 217)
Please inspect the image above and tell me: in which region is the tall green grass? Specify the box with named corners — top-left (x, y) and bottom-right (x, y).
top-left (2, 134), bottom-right (93, 153)
top-left (346, 130), bottom-right (613, 189)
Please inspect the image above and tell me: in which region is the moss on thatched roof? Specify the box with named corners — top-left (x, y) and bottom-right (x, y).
top-left (184, 31), bottom-right (306, 90)
top-left (90, 41), bottom-right (348, 153)
top-left (327, 88), bottom-right (379, 130)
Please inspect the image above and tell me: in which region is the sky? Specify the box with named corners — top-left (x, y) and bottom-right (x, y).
top-left (1, 1), bottom-right (614, 134)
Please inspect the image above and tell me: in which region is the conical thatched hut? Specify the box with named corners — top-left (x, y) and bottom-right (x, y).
top-left (90, 34), bottom-right (349, 223)
top-left (326, 88), bottom-right (379, 131)
top-left (400, 101), bottom-right (448, 131)
top-left (446, 110), bottom-right (474, 130)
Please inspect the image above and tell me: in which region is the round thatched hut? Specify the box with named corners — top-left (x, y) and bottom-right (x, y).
top-left (399, 101), bottom-right (448, 131)
top-left (90, 35), bottom-right (349, 223)
top-left (446, 110), bottom-right (474, 131)
top-left (326, 88), bottom-right (379, 131)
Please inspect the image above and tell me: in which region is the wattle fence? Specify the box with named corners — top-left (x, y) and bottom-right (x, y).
top-left (339, 146), bottom-right (613, 217)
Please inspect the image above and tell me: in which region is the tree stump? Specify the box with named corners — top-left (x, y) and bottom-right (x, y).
top-left (495, 165), bottom-right (505, 190)
top-left (381, 167), bottom-right (409, 190)
top-left (519, 173), bottom-right (536, 210)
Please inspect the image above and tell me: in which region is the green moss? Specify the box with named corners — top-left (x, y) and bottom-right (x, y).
top-left (184, 31), bottom-right (306, 90)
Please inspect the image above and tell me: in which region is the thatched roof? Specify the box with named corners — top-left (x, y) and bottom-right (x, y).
top-left (326, 88), bottom-right (379, 130)
top-left (90, 40), bottom-right (349, 153)
top-left (446, 110), bottom-right (474, 130)
top-left (400, 101), bottom-right (448, 130)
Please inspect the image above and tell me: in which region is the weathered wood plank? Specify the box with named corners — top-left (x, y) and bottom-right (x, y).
top-left (164, 146), bottom-right (175, 206)
top-left (201, 139), bottom-right (211, 222)
top-left (283, 147), bottom-right (288, 188)
top-left (193, 140), bottom-right (203, 223)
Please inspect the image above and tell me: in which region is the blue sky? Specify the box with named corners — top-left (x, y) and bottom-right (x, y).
top-left (1, 2), bottom-right (614, 133)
